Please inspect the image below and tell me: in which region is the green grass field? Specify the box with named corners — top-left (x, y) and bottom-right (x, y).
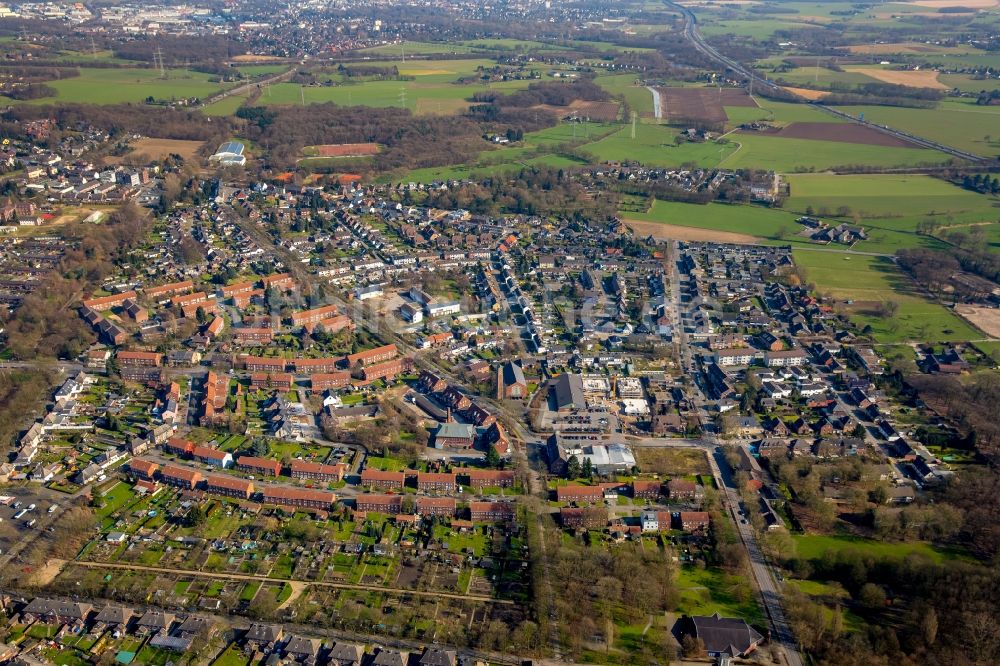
top-left (594, 73), bottom-right (655, 116)
top-left (838, 100), bottom-right (1000, 157)
top-left (202, 93), bottom-right (250, 117)
top-left (724, 133), bottom-right (950, 171)
top-left (357, 41), bottom-right (475, 56)
top-left (793, 250), bottom-right (986, 343)
top-left (581, 123), bottom-right (739, 166)
top-left (13, 67), bottom-right (234, 105)
top-left (792, 534), bottom-right (969, 564)
top-left (625, 198), bottom-right (800, 237)
top-left (676, 565), bottom-right (763, 622)
top-left (785, 173), bottom-right (999, 253)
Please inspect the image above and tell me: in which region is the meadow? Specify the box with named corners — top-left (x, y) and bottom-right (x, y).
top-left (258, 58), bottom-right (539, 112)
top-left (792, 250), bottom-right (986, 343)
top-left (838, 100), bottom-right (1000, 157)
top-left (722, 132), bottom-right (950, 171)
top-left (16, 67), bottom-right (235, 105)
top-left (202, 92), bottom-right (251, 117)
top-left (792, 534), bottom-right (969, 564)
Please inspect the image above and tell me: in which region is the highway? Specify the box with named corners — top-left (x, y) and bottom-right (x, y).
top-left (662, 0), bottom-right (989, 163)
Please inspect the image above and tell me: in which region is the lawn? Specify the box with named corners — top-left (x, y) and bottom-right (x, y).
top-left (676, 565), bottom-right (763, 622)
top-left (793, 250), bottom-right (985, 342)
top-left (14, 67), bottom-right (234, 105)
top-left (792, 534), bottom-right (968, 564)
top-left (97, 482), bottom-right (138, 519)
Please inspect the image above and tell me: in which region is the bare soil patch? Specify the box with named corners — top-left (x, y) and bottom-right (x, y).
top-left (718, 88), bottom-right (757, 107)
top-left (781, 86), bottom-right (829, 101)
top-left (624, 218), bottom-right (760, 244)
top-left (532, 99), bottom-right (622, 121)
top-left (843, 67), bottom-right (948, 90)
top-left (108, 138), bottom-right (205, 164)
top-left (658, 87), bottom-right (728, 127)
top-left (634, 447), bottom-right (710, 476)
top-left (231, 54), bottom-right (285, 62)
top-left (844, 42), bottom-right (949, 55)
top-left (759, 121), bottom-right (920, 148)
top-left (312, 143), bottom-right (380, 157)
top-left (954, 305), bottom-right (1000, 338)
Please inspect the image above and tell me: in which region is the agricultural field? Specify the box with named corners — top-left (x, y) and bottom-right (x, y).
top-left (107, 138), bottom-right (206, 164)
top-left (723, 131), bottom-right (950, 171)
top-left (201, 92), bottom-right (251, 117)
top-left (257, 57), bottom-right (539, 113)
top-left (792, 250), bottom-right (987, 343)
top-left (580, 122), bottom-right (740, 167)
top-left (594, 72), bottom-right (655, 116)
top-left (13, 67), bottom-right (236, 105)
top-left (837, 100), bottom-right (1000, 157)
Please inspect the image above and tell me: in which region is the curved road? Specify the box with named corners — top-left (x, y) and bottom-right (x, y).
top-left (663, 0), bottom-right (988, 163)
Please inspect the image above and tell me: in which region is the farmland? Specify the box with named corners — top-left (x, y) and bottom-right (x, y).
top-left (12, 67), bottom-right (235, 105)
top-left (722, 132), bottom-right (950, 171)
top-left (837, 100), bottom-right (1000, 157)
top-left (792, 250), bottom-right (987, 343)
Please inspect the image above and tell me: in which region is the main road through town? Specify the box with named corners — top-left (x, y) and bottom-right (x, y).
top-left (664, 241), bottom-right (804, 666)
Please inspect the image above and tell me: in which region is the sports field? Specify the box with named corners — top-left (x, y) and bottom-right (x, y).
top-left (17, 67), bottom-right (235, 105)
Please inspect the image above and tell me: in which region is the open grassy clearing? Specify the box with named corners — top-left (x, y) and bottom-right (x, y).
top-left (676, 566), bottom-right (763, 622)
top-left (792, 250), bottom-right (986, 342)
top-left (722, 132), bottom-right (950, 171)
top-left (837, 100), bottom-right (1000, 156)
top-left (792, 534), bottom-right (971, 563)
top-left (580, 123), bottom-right (739, 166)
top-left (202, 93), bottom-right (251, 117)
top-left (13, 67), bottom-right (235, 105)
top-left (595, 73), bottom-right (655, 116)
top-left (260, 77), bottom-right (533, 111)
top-left (356, 40), bottom-right (476, 56)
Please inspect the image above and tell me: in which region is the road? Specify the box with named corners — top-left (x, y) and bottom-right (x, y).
top-left (646, 85), bottom-right (663, 119)
top-left (199, 67), bottom-right (298, 108)
top-left (662, 0), bottom-right (989, 163)
top-left (665, 241), bottom-right (804, 666)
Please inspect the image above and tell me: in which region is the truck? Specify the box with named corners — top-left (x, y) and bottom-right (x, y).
top-left (12, 509), bottom-right (27, 520)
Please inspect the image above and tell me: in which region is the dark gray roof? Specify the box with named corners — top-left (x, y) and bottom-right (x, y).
top-left (551, 373), bottom-right (584, 410)
top-left (283, 634), bottom-right (321, 657)
top-left (419, 646), bottom-right (457, 666)
top-left (137, 609), bottom-right (175, 629)
top-left (370, 648), bottom-right (409, 666)
top-left (502, 361), bottom-right (526, 387)
top-left (327, 641), bottom-right (363, 663)
top-left (94, 605), bottom-right (134, 625)
top-left (692, 613), bottom-right (764, 657)
top-left (246, 623), bottom-right (283, 643)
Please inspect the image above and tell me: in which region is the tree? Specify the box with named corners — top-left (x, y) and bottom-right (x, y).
top-left (566, 454), bottom-right (581, 480)
top-left (186, 505), bottom-right (206, 528)
top-left (851, 423), bottom-right (867, 439)
top-left (582, 457), bottom-right (593, 479)
top-left (249, 438), bottom-right (270, 457)
top-left (920, 606), bottom-right (938, 647)
top-left (486, 444), bottom-right (501, 468)
top-left (859, 582), bottom-right (886, 610)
